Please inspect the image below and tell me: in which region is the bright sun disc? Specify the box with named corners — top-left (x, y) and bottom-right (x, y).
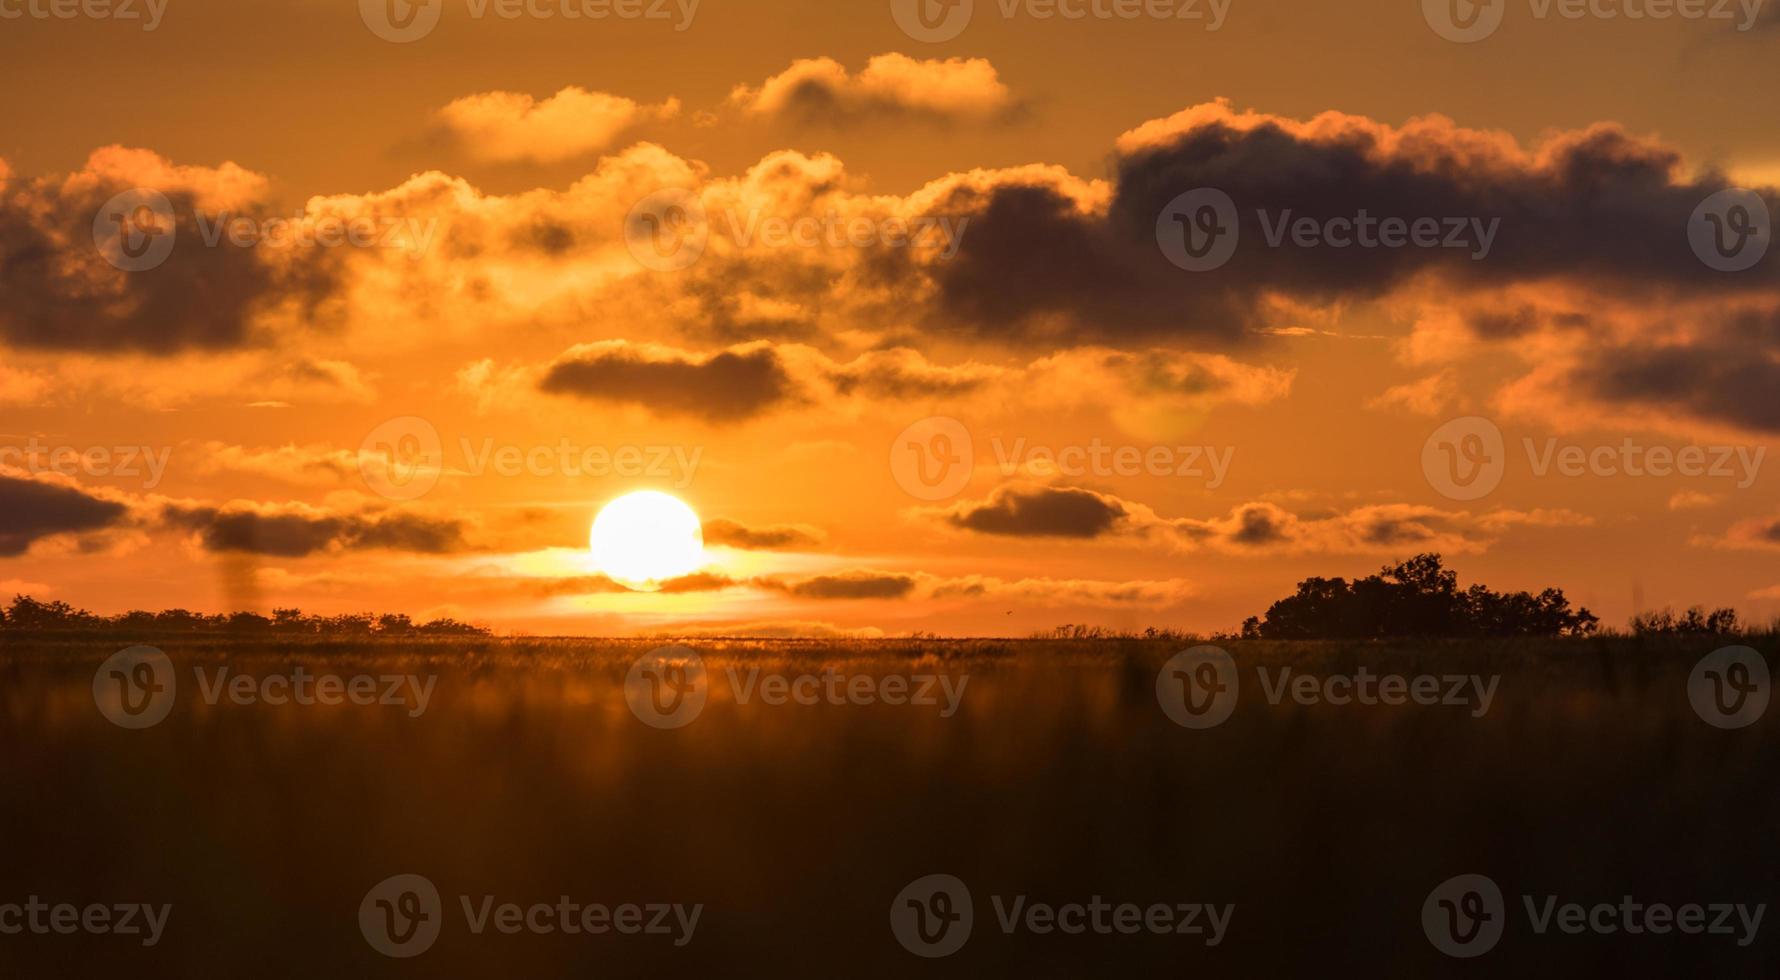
top-left (589, 491), bottom-right (705, 593)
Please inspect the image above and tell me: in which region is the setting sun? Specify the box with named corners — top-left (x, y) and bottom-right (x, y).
top-left (589, 491), bottom-right (706, 593)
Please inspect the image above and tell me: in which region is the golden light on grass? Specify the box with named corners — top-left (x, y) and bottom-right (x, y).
top-left (589, 491), bottom-right (706, 593)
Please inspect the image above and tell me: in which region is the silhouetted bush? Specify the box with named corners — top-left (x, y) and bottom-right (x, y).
top-left (1241, 554), bottom-right (1600, 640)
top-left (1629, 606), bottom-right (1740, 636)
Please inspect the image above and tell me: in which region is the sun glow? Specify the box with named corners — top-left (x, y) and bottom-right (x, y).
top-left (589, 491), bottom-right (706, 592)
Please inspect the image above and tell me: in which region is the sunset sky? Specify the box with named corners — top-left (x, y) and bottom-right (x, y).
top-left (1, 0), bottom-right (1777, 636)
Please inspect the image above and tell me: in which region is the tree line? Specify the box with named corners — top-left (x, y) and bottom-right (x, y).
top-left (1239, 554), bottom-right (1752, 640)
top-left (0, 595), bottom-right (489, 636)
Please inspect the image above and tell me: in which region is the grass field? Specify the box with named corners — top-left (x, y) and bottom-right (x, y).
top-left (1, 634), bottom-right (1775, 977)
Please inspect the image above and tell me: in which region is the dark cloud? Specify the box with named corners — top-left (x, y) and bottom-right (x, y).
top-left (538, 343), bottom-right (796, 422)
top-left (1575, 342), bottom-right (1780, 433)
top-left (703, 518), bottom-right (825, 550)
top-left (776, 572), bottom-right (917, 600)
top-left (0, 167), bottom-right (341, 354)
top-left (943, 485), bottom-right (1129, 538)
top-left (166, 505), bottom-right (468, 557)
top-left (0, 474), bottom-right (128, 555)
top-left (922, 107), bottom-right (1777, 343)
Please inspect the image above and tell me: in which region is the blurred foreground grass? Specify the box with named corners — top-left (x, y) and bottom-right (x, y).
top-left (0, 635), bottom-right (1774, 978)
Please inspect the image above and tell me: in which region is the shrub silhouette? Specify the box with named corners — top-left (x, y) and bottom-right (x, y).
top-left (1241, 554), bottom-right (1600, 639)
top-left (1629, 606), bottom-right (1740, 636)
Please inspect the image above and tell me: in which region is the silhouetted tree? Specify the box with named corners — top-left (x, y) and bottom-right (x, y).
top-left (1242, 555), bottom-right (1599, 639)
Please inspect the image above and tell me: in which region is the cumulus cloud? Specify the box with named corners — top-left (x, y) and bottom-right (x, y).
top-left (435, 87), bottom-right (680, 165)
top-left (0, 471), bottom-right (130, 555)
top-left (531, 565), bottom-right (1193, 608)
top-left (504, 339), bottom-right (1280, 428)
top-left (538, 341), bottom-right (799, 422)
top-left (925, 483), bottom-right (1591, 555)
top-left (767, 570), bottom-right (919, 600)
top-left (938, 484), bottom-right (1132, 539)
top-left (0, 147), bottom-right (342, 354)
top-left (161, 501), bottom-right (470, 557)
top-left (703, 518), bottom-right (826, 550)
top-left (1700, 514), bottom-right (1780, 551)
top-left (924, 99), bottom-right (1778, 344)
top-left (1367, 370), bottom-right (1458, 416)
top-left (730, 54), bottom-right (1015, 125)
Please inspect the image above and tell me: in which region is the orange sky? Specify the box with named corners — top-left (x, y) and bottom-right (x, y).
top-left (1, 0), bottom-right (1776, 635)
